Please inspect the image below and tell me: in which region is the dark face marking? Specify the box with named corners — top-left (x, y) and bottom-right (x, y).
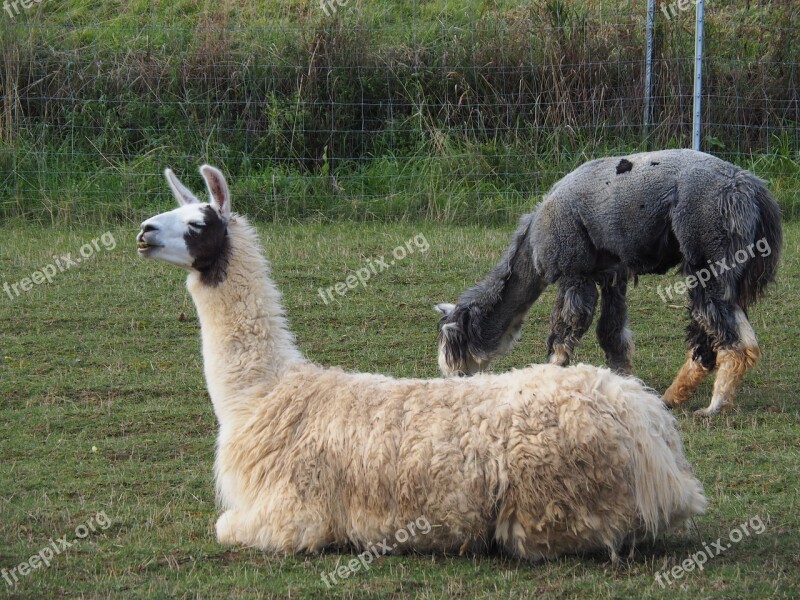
top-left (616, 159), bottom-right (633, 174)
top-left (184, 205), bottom-right (230, 286)
top-left (650, 161), bottom-right (660, 166)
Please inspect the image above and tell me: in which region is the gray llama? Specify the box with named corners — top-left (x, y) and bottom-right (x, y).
top-left (436, 149), bottom-right (782, 417)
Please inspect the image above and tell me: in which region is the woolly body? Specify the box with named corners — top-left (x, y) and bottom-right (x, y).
top-left (437, 149), bottom-right (781, 417)
top-left (530, 150), bottom-right (777, 290)
top-left (138, 165), bottom-right (706, 560)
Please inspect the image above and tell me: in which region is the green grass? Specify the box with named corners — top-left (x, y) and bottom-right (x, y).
top-left (1, 220), bottom-right (799, 598)
top-left (2, 0), bottom-right (797, 223)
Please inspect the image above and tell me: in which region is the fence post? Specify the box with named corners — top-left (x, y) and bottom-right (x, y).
top-left (643, 0), bottom-right (655, 146)
top-left (692, 0), bottom-right (704, 151)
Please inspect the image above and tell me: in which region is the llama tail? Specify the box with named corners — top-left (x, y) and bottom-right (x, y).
top-left (735, 173), bottom-right (782, 309)
top-left (605, 373), bottom-right (707, 535)
top-left (712, 169), bottom-right (782, 310)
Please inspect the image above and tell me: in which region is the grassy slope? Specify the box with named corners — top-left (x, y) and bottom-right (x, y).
top-left (2, 0), bottom-right (797, 224)
top-left (0, 221), bottom-right (798, 598)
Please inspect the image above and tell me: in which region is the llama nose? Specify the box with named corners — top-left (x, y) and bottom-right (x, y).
top-left (136, 222), bottom-right (158, 244)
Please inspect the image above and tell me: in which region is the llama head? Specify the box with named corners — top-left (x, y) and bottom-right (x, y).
top-left (434, 302), bottom-right (488, 377)
top-left (137, 165), bottom-right (232, 283)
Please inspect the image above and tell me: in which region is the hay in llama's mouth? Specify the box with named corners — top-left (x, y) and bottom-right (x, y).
top-left (136, 244), bottom-right (158, 256)
top-left (136, 234), bottom-right (161, 254)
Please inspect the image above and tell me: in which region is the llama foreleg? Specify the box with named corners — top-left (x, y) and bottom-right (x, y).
top-left (217, 506), bottom-right (333, 552)
top-left (546, 277), bottom-right (597, 366)
top-left (596, 276), bottom-right (634, 374)
top-left (216, 509), bottom-right (291, 551)
top-left (216, 510), bottom-right (243, 545)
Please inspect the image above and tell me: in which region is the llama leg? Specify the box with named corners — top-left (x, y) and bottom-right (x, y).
top-left (695, 308), bottom-right (760, 417)
top-left (216, 508), bottom-right (306, 551)
top-left (546, 277), bottom-right (598, 366)
top-left (216, 509), bottom-right (243, 545)
top-left (663, 320), bottom-right (715, 407)
top-left (596, 276), bottom-right (634, 374)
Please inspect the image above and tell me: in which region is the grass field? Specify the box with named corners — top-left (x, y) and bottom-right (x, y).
top-left (3, 0), bottom-right (798, 223)
top-left (1, 219), bottom-right (799, 598)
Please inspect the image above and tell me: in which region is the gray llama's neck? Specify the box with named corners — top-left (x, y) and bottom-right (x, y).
top-left (461, 215), bottom-right (546, 356)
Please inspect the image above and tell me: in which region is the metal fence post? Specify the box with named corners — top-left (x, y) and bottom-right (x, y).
top-left (644, 0), bottom-right (655, 146)
top-left (692, 0), bottom-right (704, 151)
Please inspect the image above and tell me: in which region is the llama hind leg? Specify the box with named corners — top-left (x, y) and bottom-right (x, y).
top-left (663, 320), bottom-right (715, 407)
top-left (596, 276), bottom-right (634, 374)
top-left (546, 277), bottom-right (598, 366)
top-left (695, 308), bottom-right (760, 417)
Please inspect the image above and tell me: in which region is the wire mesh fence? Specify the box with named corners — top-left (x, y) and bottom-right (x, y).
top-left (0, 1), bottom-right (797, 224)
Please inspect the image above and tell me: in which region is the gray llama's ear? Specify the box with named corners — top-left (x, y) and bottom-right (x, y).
top-left (200, 164), bottom-right (231, 221)
top-left (165, 168), bottom-right (199, 206)
top-left (435, 303), bottom-right (456, 317)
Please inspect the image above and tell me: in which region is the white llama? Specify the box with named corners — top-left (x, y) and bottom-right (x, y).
top-left (136, 165), bottom-right (706, 561)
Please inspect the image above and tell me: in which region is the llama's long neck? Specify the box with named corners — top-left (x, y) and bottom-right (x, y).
top-left (465, 213), bottom-right (547, 355)
top-left (187, 217), bottom-right (304, 430)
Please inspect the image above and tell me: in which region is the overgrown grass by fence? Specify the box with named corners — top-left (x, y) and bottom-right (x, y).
top-left (0, 0), bottom-right (797, 224)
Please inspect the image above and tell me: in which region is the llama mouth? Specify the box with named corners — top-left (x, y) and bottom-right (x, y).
top-left (136, 229), bottom-right (161, 251)
top-left (136, 240), bottom-right (161, 254)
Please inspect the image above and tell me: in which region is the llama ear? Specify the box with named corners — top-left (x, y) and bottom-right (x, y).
top-left (200, 164), bottom-right (231, 221)
top-left (440, 321), bottom-right (462, 338)
top-left (164, 168), bottom-right (199, 206)
top-left (435, 303), bottom-right (456, 317)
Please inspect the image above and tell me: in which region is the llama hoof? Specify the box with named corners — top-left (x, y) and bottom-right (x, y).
top-left (661, 390), bottom-right (683, 409)
top-left (661, 392), bottom-right (681, 410)
top-left (692, 408), bottom-right (715, 418)
top-left (694, 395), bottom-right (733, 418)
top-left (693, 404), bottom-right (730, 418)
top-left (607, 356), bottom-right (633, 376)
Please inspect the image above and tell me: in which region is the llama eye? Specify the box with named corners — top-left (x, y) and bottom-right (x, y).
top-left (189, 222), bottom-right (205, 229)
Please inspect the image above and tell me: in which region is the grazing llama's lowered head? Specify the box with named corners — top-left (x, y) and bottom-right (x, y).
top-left (435, 302), bottom-right (489, 377)
top-left (435, 302), bottom-right (525, 377)
top-left (433, 213), bottom-right (541, 378)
